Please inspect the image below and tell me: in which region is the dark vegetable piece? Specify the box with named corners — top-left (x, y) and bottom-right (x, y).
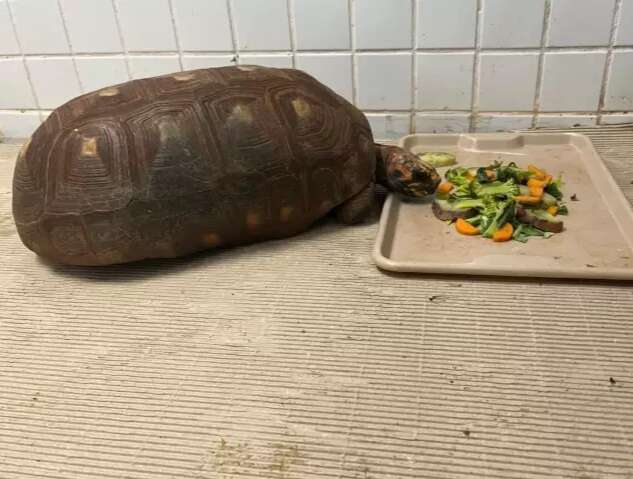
top-left (516, 207), bottom-right (564, 233)
top-left (432, 199), bottom-right (478, 221)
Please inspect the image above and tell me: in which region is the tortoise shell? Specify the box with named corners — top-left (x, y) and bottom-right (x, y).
top-left (12, 66), bottom-right (375, 265)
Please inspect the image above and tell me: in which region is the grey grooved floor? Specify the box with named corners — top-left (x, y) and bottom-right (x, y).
top-left (1, 127), bottom-right (632, 478)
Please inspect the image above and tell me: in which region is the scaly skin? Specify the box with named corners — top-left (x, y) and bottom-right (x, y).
top-left (375, 144), bottom-right (441, 197)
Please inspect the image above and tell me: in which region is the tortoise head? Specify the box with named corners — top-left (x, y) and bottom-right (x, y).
top-left (375, 144), bottom-right (441, 197)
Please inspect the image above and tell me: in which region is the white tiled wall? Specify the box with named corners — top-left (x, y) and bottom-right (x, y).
top-left (1, 0), bottom-right (633, 139)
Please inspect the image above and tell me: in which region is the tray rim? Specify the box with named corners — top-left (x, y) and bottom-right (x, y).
top-left (372, 131), bottom-right (633, 281)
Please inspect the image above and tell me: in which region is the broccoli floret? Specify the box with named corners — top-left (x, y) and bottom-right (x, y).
top-left (495, 162), bottom-right (533, 183)
top-left (473, 179), bottom-right (520, 198)
top-left (451, 181), bottom-right (475, 199)
top-left (445, 167), bottom-right (472, 187)
top-left (480, 198), bottom-right (516, 238)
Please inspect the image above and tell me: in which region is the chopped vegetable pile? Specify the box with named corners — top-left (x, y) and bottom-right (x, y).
top-left (432, 161), bottom-right (568, 243)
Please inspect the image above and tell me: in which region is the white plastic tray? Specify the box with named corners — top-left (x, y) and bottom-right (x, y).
top-left (373, 133), bottom-right (633, 280)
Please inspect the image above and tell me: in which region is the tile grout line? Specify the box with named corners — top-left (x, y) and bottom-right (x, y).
top-left (0, 108), bottom-right (620, 115)
top-left (532, 0), bottom-right (552, 129)
top-left (349, 0), bottom-right (358, 107)
top-left (4, 0), bottom-right (43, 121)
top-left (55, 0), bottom-right (84, 94)
top-left (287, 0), bottom-right (297, 68)
top-left (225, 0), bottom-right (239, 64)
top-left (597, 0), bottom-right (623, 125)
top-left (469, 0), bottom-right (483, 133)
top-left (166, 0), bottom-right (185, 71)
top-left (110, 0), bottom-right (132, 79)
top-left (3, 46), bottom-right (633, 59)
top-left (410, 0), bottom-right (418, 135)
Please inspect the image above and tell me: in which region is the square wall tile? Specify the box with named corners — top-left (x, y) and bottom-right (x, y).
top-left (479, 53), bottom-right (539, 111)
top-left (295, 54), bottom-right (353, 102)
top-left (366, 114), bottom-right (410, 140)
top-left (117, 0), bottom-right (177, 52)
top-left (183, 55), bottom-right (235, 70)
top-left (536, 114), bottom-right (596, 128)
top-left (601, 114), bottom-right (633, 125)
top-left (239, 54), bottom-right (293, 68)
top-left (616, 0), bottom-right (633, 45)
top-left (418, 0), bottom-right (477, 48)
top-left (10, 0), bottom-right (69, 54)
top-left (129, 56), bottom-right (181, 79)
top-left (605, 51), bottom-right (633, 111)
top-left (357, 54), bottom-right (412, 109)
top-left (0, 1), bottom-right (19, 55)
top-left (60, 0), bottom-right (122, 53)
top-left (481, 0), bottom-right (545, 48)
top-left (548, 0), bottom-right (615, 47)
top-left (294, 0), bottom-right (350, 50)
top-left (231, 0), bottom-right (290, 51)
top-left (27, 58), bottom-right (82, 109)
top-left (355, 0), bottom-right (412, 49)
top-left (75, 57), bottom-right (129, 93)
top-left (540, 51), bottom-right (606, 111)
top-left (417, 53), bottom-right (473, 110)
top-left (0, 112), bottom-right (41, 138)
top-left (475, 114), bottom-right (533, 132)
top-left (0, 59), bottom-right (36, 109)
top-left (415, 113), bottom-right (470, 133)
top-left (172, 0), bottom-right (233, 51)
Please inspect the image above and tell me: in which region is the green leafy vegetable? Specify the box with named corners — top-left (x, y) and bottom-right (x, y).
top-left (418, 152), bottom-right (457, 167)
top-left (541, 192), bottom-right (558, 207)
top-left (449, 198), bottom-right (485, 209)
top-left (476, 167), bottom-right (494, 183)
top-left (545, 175), bottom-right (564, 199)
top-left (495, 161), bottom-right (533, 183)
top-left (512, 224), bottom-right (554, 243)
top-left (473, 179), bottom-right (520, 198)
top-left (466, 215), bottom-right (482, 226)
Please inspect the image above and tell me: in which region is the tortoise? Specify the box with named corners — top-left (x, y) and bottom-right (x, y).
top-left (12, 65), bottom-right (439, 266)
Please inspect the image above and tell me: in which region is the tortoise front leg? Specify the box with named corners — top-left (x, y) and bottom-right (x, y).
top-left (335, 182), bottom-right (375, 225)
top-left (375, 143), bottom-right (440, 197)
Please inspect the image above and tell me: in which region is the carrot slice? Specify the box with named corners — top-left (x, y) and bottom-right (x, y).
top-left (529, 185), bottom-right (544, 198)
top-left (547, 205), bottom-right (558, 216)
top-left (527, 178), bottom-right (547, 189)
top-left (436, 182), bottom-right (454, 194)
top-left (493, 223), bottom-right (514, 242)
top-left (515, 195), bottom-right (541, 205)
top-left (455, 218), bottom-right (480, 236)
top-left (528, 164), bottom-right (547, 180)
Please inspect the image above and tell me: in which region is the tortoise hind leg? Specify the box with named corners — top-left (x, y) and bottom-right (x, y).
top-left (335, 182), bottom-right (375, 225)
